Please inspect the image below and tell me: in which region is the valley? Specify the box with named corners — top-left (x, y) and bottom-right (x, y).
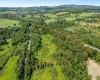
top-left (0, 5), bottom-right (100, 80)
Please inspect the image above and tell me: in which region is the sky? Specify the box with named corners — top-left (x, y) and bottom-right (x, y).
top-left (0, 0), bottom-right (100, 7)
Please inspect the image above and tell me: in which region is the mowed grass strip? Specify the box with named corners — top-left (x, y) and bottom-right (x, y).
top-left (0, 56), bottom-right (19, 80)
top-left (0, 19), bottom-right (18, 28)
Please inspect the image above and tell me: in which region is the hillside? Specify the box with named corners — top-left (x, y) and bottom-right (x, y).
top-left (0, 5), bottom-right (100, 80)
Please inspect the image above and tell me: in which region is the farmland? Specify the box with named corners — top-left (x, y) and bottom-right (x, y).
top-left (0, 19), bottom-right (18, 28)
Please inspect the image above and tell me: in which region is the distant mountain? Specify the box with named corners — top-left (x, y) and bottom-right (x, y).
top-left (0, 5), bottom-right (100, 11)
top-left (24, 5), bottom-right (100, 11)
top-left (55, 5), bottom-right (100, 10)
top-left (29, 5), bottom-right (100, 10)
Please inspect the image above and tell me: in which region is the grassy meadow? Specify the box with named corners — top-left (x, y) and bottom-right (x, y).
top-left (0, 56), bottom-right (19, 80)
top-left (0, 19), bottom-right (18, 28)
top-left (0, 39), bottom-right (12, 56)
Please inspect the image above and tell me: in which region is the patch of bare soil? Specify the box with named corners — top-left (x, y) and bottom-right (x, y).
top-left (87, 59), bottom-right (100, 80)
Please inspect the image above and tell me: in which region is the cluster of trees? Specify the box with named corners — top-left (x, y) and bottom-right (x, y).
top-left (12, 31), bottom-right (28, 45)
top-left (16, 43), bottom-right (27, 80)
top-left (0, 28), bottom-right (12, 39)
top-left (45, 19), bottom-right (75, 28)
top-left (38, 21), bottom-right (89, 79)
top-left (24, 18), bottom-right (44, 80)
top-left (74, 28), bottom-right (100, 49)
top-left (0, 51), bottom-right (12, 70)
top-left (0, 7), bottom-right (100, 80)
top-left (0, 13), bottom-right (18, 20)
top-left (53, 33), bottom-right (89, 80)
top-left (0, 39), bottom-right (7, 45)
top-left (0, 15), bottom-right (32, 80)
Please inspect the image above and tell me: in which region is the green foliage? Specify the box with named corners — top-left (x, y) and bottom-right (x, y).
top-left (31, 31), bottom-right (41, 52)
top-left (96, 53), bottom-right (100, 61)
top-left (0, 39), bottom-right (12, 56)
top-left (0, 56), bottom-right (19, 80)
top-left (35, 34), bottom-right (56, 61)
top-left (0, 7), bottom-right (100, 80)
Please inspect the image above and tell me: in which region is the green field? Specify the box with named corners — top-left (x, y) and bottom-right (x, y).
top-left (44, 14), bottom-right (57, 18)
top-left (45, 12), bottom-right (94, 23)
top-left (35, 34), bottom-right (56, 61)
top-left (0, 19), bottom-right (18, 28)
top-left (31, 65), bottom-right (64, 80)
top-left (0, 11), bottom-right (16, 14)
top-left (31, 34), bottom-right (58, 80)
top-left (0, 56), bottom-right (19, 80)
top-left (31, 34), bottom-right (65, 80)
top-left (31, 68), bottom-right (53, 80)
top-left (56, 12), bottom-right (68, 15)
top-left (0, 39), bottom-right (12, 56)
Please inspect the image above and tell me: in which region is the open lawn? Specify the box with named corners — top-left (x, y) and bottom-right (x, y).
top-left (0, 56), bottom-right (19, 80)
top-left (0, 19), bottom-right (18, 28)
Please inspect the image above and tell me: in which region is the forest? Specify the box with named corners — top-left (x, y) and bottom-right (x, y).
top-left (0, 5), bottom-right (100, 80)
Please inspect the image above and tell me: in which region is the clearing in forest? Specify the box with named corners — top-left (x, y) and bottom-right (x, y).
top-left (0, 19), bottom-right (18, 28)
top-left (0, 39), bottom-right (12, 56)
top-left (0, 56), bottom-right (19, 80)
top-left (31, 34), bottom-right (64, 80)
top-left (87, 59), bottom-right (100, 80)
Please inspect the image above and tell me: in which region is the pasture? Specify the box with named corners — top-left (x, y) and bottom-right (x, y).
top-left (0, 19), bottom-right (18, 28)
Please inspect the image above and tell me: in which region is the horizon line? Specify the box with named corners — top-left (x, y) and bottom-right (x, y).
top-left (0, 4), bottom-right (99, 8)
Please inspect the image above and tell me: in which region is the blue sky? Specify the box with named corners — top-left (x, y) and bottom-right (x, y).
top-left (0, 0), bottom-right (100, 7)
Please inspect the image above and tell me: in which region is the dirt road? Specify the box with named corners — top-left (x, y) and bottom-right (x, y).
top-left (84, 43), bottom-right (100, 80)
top-left (87, 59), bottom-right (100, 80)
top-left (84, 44), bottom-right (100, 52)
top-left (27, 40), bottom-right (30, 51)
